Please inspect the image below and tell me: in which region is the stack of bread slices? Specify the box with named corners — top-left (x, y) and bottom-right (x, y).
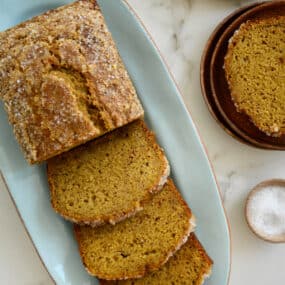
top-left (48, 119), bottom-right (213, 284)
top-left (0, 0), bottom-right (213, 284)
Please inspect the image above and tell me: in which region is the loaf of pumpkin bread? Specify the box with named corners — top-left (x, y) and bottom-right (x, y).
top-left (0, 0), bottom-right (143, 163)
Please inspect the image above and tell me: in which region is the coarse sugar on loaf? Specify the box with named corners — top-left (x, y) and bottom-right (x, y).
top-left (0, 0), bottom-right (144, 163)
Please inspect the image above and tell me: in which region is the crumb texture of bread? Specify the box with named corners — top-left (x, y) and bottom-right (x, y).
top-left (74, 179), bottom-right (194, 280)
top-left (100, 233), bottom-right (213, 285)
top-left (0, 0), bottom-right (143, 163)
top-left (224, 16), bottom-right (285, 136)
top-left (47, 120), bottom-right (170, 225)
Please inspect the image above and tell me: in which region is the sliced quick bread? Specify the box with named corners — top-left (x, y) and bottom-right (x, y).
top-left (74, 179), bottom-right (195, 280)
top-left (0, 0), bottom-right (144, 163)
top-left (224, 16), bottom-right (285, 136)
top-left (47, 120), bottom-right (169, 226)
top-left (100, 233), bottom-right (213, 285)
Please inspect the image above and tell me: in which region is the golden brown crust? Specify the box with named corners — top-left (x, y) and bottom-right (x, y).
top-left (0, 0), bottom-right (143, 163)
top-left (47, 120), bottom-right (170, 226)
top-left (73, 179), bottom-right (195, 280)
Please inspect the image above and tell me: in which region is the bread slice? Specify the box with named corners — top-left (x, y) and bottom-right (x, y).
top-left (224, 16), bottom-right (285, 136)
top-left (74, 179), bottom-right (195, 280)
top-left (47, 120), bottom-right (169, 226)
top-left (100, 233), bottom-right (213, 285)
top-left (0, 0), bottom-right (143, 163)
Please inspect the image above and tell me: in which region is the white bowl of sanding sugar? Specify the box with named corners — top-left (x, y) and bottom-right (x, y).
top-left (245, 179), bottom-right (285, 243)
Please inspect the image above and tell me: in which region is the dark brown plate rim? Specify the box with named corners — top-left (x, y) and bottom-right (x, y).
top-left (200, 2), bottom-right (265, 149)
top-left (210, 1), bottom-right (285, 150)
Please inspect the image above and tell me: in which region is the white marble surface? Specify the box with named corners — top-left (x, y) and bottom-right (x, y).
top-left (1, 0), bottom-right (285, 284)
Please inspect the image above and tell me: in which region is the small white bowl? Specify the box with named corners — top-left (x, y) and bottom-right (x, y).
top-left (245, 179), bottom-right (285, 243)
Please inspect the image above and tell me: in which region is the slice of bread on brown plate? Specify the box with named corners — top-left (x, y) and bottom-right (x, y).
top-left (224, 16), bottom-right (285, 137)
top-left (0, 0), bottom-right (144, 163)
top-left (74, 179), bottom-right (195, 280)
top-left (100, 233), bottom-right (213, 285)
top-left (47, 120), bottom-right (170, 226)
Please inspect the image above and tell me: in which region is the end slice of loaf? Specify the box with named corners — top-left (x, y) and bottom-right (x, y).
top-left (0, 0), bottom-right (144, 163)
top-left (47, 120), bottom-right (170, 226)
top-left (100, 233), bottom-right (213, 285)
top-left (224, 16), bottom-right (285, 136)
top-left (74, 179), bottom-right (195, 280)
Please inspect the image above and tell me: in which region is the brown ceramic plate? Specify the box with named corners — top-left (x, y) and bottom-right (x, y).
top-left (210, 1), bottom-right (285, 150)
top-left (200, 2), bottom-right (264, 148)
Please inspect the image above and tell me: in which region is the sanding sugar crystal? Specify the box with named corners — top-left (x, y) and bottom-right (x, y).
top-left (247, 185), bottom-right (285, 237)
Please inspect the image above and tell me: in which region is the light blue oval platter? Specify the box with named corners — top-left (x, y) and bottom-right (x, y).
top-left (0, 1), bottom-right (230, 284)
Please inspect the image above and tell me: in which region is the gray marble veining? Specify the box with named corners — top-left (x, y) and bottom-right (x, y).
top-left (127, 1), bottom-right (285, 285)
top-left (0, 1), bottom-right (284, 284)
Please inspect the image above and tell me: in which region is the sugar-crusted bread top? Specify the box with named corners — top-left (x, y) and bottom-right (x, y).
top-left (0, 0), bottom-right (143, 163)
top-left (224, 16), bottom-right (285, 136)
